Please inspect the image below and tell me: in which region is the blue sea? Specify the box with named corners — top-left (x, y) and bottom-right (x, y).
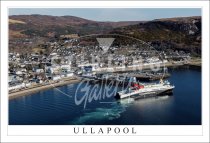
top-left (9, 66), bottom-right (201, 125)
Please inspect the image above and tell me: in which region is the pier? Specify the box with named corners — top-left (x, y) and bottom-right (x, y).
top-left (127, 73), bottom-right (170, 81)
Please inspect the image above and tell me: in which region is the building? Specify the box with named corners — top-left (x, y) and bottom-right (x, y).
top-left (25, 82), bottom-right (32, 87)
top-left (65, 72), bottom-right (74, 77)
top-left (45, 65), bottom-right (60, 74)
top-left (60, 34), bottom-right (79, 39)
top-left (52, 75), bottom-right (61, 81)
top-left (35, 68), bottom-right (44, 73)
top-left (9, 82), bottom-right (25, 91)
top-left (9, 75), bottom-right (17, 82)
top-left (78, 63), bottom-right (99, 72)
top-left (61, 64), bottom-right (71, 72)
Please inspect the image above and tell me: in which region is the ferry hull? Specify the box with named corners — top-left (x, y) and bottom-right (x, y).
top-left (115, 87), bottom-right (174, 99)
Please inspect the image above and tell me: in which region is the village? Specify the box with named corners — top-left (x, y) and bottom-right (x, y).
top-left (8, 35), bottom-right (192, 93)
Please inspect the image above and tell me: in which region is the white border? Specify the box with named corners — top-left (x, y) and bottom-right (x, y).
top-left (1, 1), bottom-right (209, 142)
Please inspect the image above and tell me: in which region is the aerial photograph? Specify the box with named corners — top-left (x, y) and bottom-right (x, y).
top-left (8, 8), bottom-right (201, 125)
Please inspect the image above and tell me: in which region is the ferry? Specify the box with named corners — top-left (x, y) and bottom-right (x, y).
top-left (115, 79), bottom-right (175, 99)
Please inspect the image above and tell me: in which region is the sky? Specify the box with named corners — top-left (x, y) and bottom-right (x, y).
top-left (9, 8), bottom-right (201, 22)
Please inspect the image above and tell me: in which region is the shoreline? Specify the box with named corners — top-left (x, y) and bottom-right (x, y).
top-left (9, 78), bottom-right (81, 100)
top-left (96, 60), bottom-right (201, 74)
top-left (9, 60), bottom-right (201, 100)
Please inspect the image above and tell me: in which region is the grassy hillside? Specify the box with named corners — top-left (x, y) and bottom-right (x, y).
top-left (9, 15), bottom-right (201, 56)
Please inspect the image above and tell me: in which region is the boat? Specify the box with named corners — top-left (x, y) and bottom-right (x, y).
top-left (115, 79), bottom-right (175, 99)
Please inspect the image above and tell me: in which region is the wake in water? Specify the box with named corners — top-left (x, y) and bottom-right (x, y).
top-left (70, 98), bottom-right (134, 125)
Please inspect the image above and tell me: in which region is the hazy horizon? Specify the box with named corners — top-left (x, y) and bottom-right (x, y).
top-left (9, 8), bottom-right (201, 22)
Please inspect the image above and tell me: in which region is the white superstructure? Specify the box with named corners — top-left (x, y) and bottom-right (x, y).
top-left (116, 80), bottom-right (174, 99)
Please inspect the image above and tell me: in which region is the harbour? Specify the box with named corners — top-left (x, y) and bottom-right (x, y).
top-left (8, 59), bottom-right (200, 100)
top-left (8, 12), bottom-right (202, 126)
top-left (4, 5), bottom-right (206, 143)
top-left (9, 66), bottom-right (201, 125)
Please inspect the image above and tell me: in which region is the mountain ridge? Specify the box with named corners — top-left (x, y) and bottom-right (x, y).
top-left (9, 15), bottom-right (201, 56)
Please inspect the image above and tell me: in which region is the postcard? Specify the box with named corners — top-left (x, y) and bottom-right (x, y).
top-left (0, 0), bottom-right (209, 142)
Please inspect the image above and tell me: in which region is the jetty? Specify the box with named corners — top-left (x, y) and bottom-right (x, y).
top-left (127, 72), bottom-right (170, 81)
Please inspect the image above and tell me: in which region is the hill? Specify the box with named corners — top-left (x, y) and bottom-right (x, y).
top-left (9, 14), bottom-right (140, 38)
top-left (111, 16), bottom-right (201, 56)
top-left (9, 15), bottom-right (201, 56)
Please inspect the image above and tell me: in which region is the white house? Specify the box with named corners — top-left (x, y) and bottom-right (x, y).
top-left (9, 83), bottom-right (25, 91)
top-left (52, 75), bottom-right (61, 81)
top-left (25, 82), bottom-right (32, 87)
top-left (65, 72), bottom-right (74, 77)
top-left (145, 57), bottom-right (160, 63)
top-left (36, 68), bottom-right (44, 73)
top-left (46, 65), bottom-right (60, 74)
top-left (16, 71), bottom-right (23, 75)
top-left (21, 68), bottom-right (27, 72)
top-left (61, 64), bottom-right (71, 71)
